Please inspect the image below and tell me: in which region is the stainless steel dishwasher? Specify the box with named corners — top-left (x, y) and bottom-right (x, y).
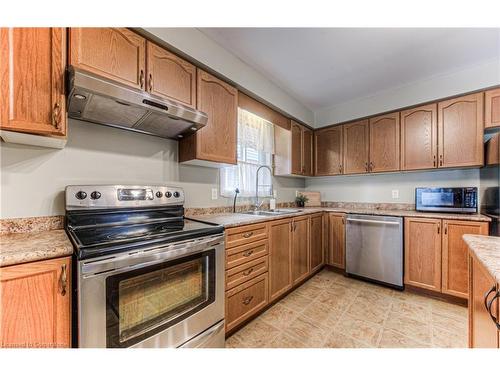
top-left (345, 214), bottom-right (403, 289)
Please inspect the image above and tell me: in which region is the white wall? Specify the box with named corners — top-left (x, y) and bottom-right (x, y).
top-left (305, 169), bottom-right (480, 204)
top-left (143, 28), bottom-right (314, 126)
top-left (314, 59), bottom-right (500, 127)
top-left (0, 120), bottom-right (304, 219)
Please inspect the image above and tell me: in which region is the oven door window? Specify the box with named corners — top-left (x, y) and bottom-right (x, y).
top-left (106, 250), bottom-right (215, 348)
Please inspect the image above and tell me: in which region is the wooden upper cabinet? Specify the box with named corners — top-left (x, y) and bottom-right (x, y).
top-left (69, 28), bottom-right (146, 90)
top-left (404, 217), bottom-right (442, 292)
top-left (343, 120), bottom-right (369, 174)
top-left (146, 42), bottom-right (196, 108)
top-left (314, 126), bottom-right (343, 176)
top-left (438, 93), bottom-right (484, 168)
top-left (369, 112), bottom-right (400, 172)
top-left (327, 213), bottom-right (345, 269)
top-left (1, 257), bottom-right (71, 348)
top-left (442, 220), bottom-right (488, 299)
top-left (0, 28), bottom-right (66, 136)
top-left (291, 121), bottom-right (303, 175)
top-left (268, 219), bottom-right (293, 302)
top-left (180, 69), bottom-right (237, 164)
top-left (485, 88), bottom-right (500, 129)
top-left (303, 128), bottom-right (313, 176)
top-left (400, 104), bottom-right (438, 171)
top-left (292, 216), bottom-right (310, 285)
top-left (310, 213), bottom-right (324, 273)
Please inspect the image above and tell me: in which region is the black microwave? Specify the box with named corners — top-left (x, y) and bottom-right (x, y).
top-left (415, 187), bottom-right (478, 213)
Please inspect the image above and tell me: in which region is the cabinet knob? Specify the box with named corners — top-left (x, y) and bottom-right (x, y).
top-left (242, 296), bottom-right (254, 305)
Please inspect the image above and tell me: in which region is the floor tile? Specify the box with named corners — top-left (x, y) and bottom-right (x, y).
top-left (384, 311), bottom-right (433, 345)
top-left (259, 303), bottom-right (299, 330)
top-left (301, 300), bottom-right (343, 329)
top-left (323, 331), bottom-right (370, 348)
top-left (278, 292), bottom-right (315, 313)
top-left (267, 332), bottom-right (309, 348)
top-left (378, 329), bottom-right (431, 348)
top-left (230, 319), bottom-right (281, 348)
top-left (346, 295), bottom-right (391, 325)
top-left (390, 300), bottom-right (432, 323)
top-left (283, 315), bottom-right (330, 347)
top-left (334, 314), bottom-right (383, 346)
top-left (431, 326), bottom-right (468, 348)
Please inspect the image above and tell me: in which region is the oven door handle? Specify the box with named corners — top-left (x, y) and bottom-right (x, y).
top-left (81, 234), bottom-right (224, 277)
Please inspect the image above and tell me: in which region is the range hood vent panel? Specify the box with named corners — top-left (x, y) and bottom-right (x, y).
top-left (67, 67), bottom-right (208, 139)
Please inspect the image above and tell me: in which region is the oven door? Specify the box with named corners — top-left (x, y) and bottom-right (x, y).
top-left (77, 235), bottom-right (224, 348)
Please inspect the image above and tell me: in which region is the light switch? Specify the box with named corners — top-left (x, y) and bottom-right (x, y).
top-left (211, 188), bottom-right (218, 200)
top-left (392, 189), bottom-right (399, 199)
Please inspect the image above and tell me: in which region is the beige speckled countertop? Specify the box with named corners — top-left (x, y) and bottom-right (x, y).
top-left (464, 235), bottom-right (500, 284)
top-left (190, 207), bottom-right (491, 228)
top-left (0, 230), bottom-right (73, 267)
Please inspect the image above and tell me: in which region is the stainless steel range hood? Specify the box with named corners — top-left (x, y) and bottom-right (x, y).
top-left (66, 66), bottom-right (208, 139)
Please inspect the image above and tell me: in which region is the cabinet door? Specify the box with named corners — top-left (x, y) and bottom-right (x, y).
top-left (292, 216), bottom-right (310, 284)
top-left (0, 28), bottom-right (66, 136)
top-left (400, 104), bottom-right (438, 171)
top-left (343, 120), bottom-right (369, 174)
top-left (314, 126), bottom-right (343, 176)
top-left (485, 88), bottom-right (500, 129)
top-left (438, 93), bottom-right (484, 168)
top-left (303, 128), bottom-right (313, 176)
top-left (404, 218), bottom-right (442, 291)
top-left (442, 220), bottom-right (488, 299)
top-left (186, 69), bottom-right (238, 164)
top-left (69, 27), bottom-right (146, 89)
top-left (369, 112), bottom-right (400, 172)
top-left (327, 213), bottom-right (345, 269)
top-left (146, 42), bottom-right (196, 108)
top-left (1, 257), bottom-right (71, 348)
top-left (269, 219), bottom-right (292, 301)
top-left (310, 213), bottom-right (324, 273)
top-left (291, 121), bottom-right (303, 175)
top-left (469, 255), bottom-right (498, 348)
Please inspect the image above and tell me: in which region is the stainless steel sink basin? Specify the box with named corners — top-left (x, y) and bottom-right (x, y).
top-left (241, 209), bottom-right (301, 216)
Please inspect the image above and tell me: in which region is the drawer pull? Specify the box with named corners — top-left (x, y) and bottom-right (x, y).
top-left (59, 264), bottom-right (67, 296)
top-left (486, 290), bottom-right (500, 329)
top-left (242, 296), bottom-right (254, 305)
top-left (242, 231), bottom-right (254, 238)
top-left (242, 268), bottom-right (254, 276)
top-left (52, 102), bottom-right (61, 129)
top-left (243, 250), bottom-right (254, 257)
top-left (484, 285), bottom-right (496, 311)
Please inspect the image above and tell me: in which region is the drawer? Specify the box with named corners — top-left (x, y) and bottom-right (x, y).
top-left (225, 273), bottom-right (268, 332)
top-left (226, 256), bottom-right (268, 290)
top-left (226, 239), bottom-right (269, 269)
top-left (226, 222), bottom-right (268, 249)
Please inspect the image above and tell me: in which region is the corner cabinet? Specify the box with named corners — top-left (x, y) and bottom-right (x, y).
top-left (0, 28), bottom-right (67, 136)
top-left (343, 120), bottom-right (369, 174)
top-left (438, 93), bottom-right (484, 168)
top-left (485, 88), bottom-right (500, 129)
top-left (314, 126), bottom-right (343, 176)
top-left (369, 112), bottom-right (400, 172)
top-left (0, 257), bottom-right (71, 348)
top-left (179, 69), bottom-right (237, 165)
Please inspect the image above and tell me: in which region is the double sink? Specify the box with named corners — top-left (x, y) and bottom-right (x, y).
top-left (241, 208), bottom-right (302, 217)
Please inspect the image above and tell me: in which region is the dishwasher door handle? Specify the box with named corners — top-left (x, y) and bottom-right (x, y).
top-left (346, 218), bottom-right (401, 226)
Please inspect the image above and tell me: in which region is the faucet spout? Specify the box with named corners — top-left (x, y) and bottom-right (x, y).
top-left (255, 165), bottom-right (273, 211)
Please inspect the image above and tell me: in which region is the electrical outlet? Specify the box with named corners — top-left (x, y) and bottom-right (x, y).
top-left (211, 188), bottom-right (218, 200)
top-left (391, 189), bottom-right (399, 199)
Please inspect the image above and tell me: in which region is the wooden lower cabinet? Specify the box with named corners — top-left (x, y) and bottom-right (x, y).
top-left (327, 213), bottom-right (345, 269)
top-left (310, 213), bottom-right (324, 273)
top-left (291, 216), bottom-right (310, 285)
top-left (268, 218), bottom-right (293, 301)
top-left (225, 273), bottom-right (268, 332)
top-left (0, 256), bottom-right (71, 348)
top-left (441, 220), bottom-right (488, 298)
top-left (468, 254), bottom-right (499, 348)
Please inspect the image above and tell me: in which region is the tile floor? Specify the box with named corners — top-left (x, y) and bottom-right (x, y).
top-left (225, 269), bottom-right (468, 348)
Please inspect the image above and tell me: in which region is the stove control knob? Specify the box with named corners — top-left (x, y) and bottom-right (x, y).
top-left (75, 191), bottom-right (87, 200)
top-left (173, 191), bottom-right (180, 198)
top-left (156, 191), bottom-right (163, 198)
top-left (165, 191), bottom-right (172, 198)
top-left (90, 191), bottom-right (101, 200)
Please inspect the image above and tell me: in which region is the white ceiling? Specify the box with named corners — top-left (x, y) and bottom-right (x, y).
top-left (199, 28), bottom-right (500, 111)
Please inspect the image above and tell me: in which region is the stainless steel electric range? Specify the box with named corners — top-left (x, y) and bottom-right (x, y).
top-left (65, 185), bottom-right (225, 348)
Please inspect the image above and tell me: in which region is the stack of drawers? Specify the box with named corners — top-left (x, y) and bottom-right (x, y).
top-left (225, 222), bottom-right (269, 333)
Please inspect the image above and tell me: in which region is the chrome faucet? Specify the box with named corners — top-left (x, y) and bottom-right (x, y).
top-left (255, 165), bottom-right (273, 211)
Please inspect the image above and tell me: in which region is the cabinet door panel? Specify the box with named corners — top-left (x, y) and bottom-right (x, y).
top-left (401, 104), bottom-right (437, 170)
top-left (291, 121), bottom-right (303, 175)
top-left (485, 88), bottom-right (500, 129)
top-left (146, 42), bottom-right (196, 108)
top-left (303, 128), bottom-right (313, 176)
top-left (0, 28), bottom-right (66, 136)
top-left (292, 216), bottom-right (310, 284)
top-left (343, 120), bottom-right (369, 174)
top-left (442, 220), bottom-right (488, 299)
top-left (310, 214), bottom-right (324, 273)
top-left (315, 126), bottom-right (343, 176)
top-left (404, 218), bottom-right (441, 291)
top-left (69, 28), bottom-right (145, 89)
top-left (269, 219), bottom-right (292, 301)
top-left (438, 93), bottom-right (484, 168)
top-left (1, 257), bottom-right (71, 348)
top-left (327, 214), bottom-right (345, 269)
top-left (369, 112), bottom-right (400, 172)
